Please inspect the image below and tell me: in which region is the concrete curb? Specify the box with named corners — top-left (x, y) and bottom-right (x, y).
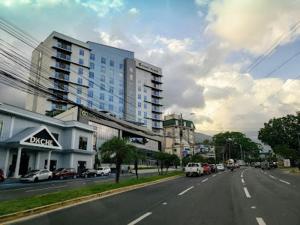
top-left (0, 175), bottom-right (182, 224)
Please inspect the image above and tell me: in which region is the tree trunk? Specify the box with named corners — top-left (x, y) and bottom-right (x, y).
top-left (160, 161), bottom-right (163, 175)
top-left (134, 159), bottom-right (138, 179)
top-left (116, 162), bottom-right (121, 183)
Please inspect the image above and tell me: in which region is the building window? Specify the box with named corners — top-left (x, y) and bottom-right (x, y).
top-left (79, 49), bottom-right (84, 56)
top-left (77, 77), bottom-right (82, 84)
top-left (100, 93), bottom-right (105, 100)
top-left (138, 102), bottom-right (141, 108)
top-left (119, 98), bottom-right (123, 104)
top-left (90, 53), bottom-right (95, 60)
top-left (109, 78), bottom-right (114, 84)
top-left (100, 75), bottom-right (105, 82)
top-left (138, 86), bottom-right (141, 92)
top-left (144, 103), bottom-right (147, 109)
top-left (144, 119), bottom-right (147, 125)
top-left (109, 104), bottom-right (113, 111)
top-left (0, 121), bottom-right (3, 137)
top-left (79, 136), bottom-right (87, 150)
top-left (109, 95), bottom-right (113, 102)
top-left (138, 94), bottom-right (141, 100)
top-left (138, 111), bottom-right (141, 116)
top-left (99, 103), bottom-right (104, 109)
top-left (77, 87), bottom-right (82, 94)
top-left (89, 71), bottom-right (94, 79)
top-left (119, 106), bottom-right (123, 113)
top-left (110, 60), bottom-right (114, 67)
top-left (88, 100), bottom-right (92, 108)
top-left (109, 86), bottom-right (114, 94)
top-left (144, 96), bottom-right (147, 101)
top-left (78, 67), bottom-right (83, 75)
top-left (88, 90), bottom-right (93, 98)
top-left (100, 83), bottom-right (105, 90)
top-left (119, 64), bottom-right (123, 70)
top-left (89, 81), bottom-right (94, 88)
top-left (144, 88), bottom-right (147, 93)
top-left (119, 89), bottom-right (123, 95)
top-left (76, 97), bottom-right (81, 104)
top-left (101, 57), bottom-right (106, 64)
top-left (90, 62), bottom-right (94, 69)
top-left (79, 58), bottom-right (84, 65)
top-left (144, 112), bottom-right (147, 118)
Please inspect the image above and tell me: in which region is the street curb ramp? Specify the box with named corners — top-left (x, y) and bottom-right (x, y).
top-left (0, 175), bottom-right (181, 224)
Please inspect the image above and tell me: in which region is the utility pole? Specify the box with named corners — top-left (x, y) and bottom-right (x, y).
top-left (179, 113), bottom-right (183, 165)
top-left (239, 144), bottom-right (243, 160)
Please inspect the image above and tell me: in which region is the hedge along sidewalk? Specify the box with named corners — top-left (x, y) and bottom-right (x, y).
top-left (0, 171), bottom-right (183, 224)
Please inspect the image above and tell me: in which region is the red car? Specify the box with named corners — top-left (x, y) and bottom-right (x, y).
top-left (52, 168), bottom-right (77, 180)
top-left (0, 169), bottom-right (5, 182)
top-left (202, 163), bottom-right (211, 175)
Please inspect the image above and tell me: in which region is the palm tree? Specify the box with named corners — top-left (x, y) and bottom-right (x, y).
top-left (101, 137), bottom-right (132, 183)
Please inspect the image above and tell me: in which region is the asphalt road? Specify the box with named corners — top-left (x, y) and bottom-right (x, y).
top-left (0, 172), bottom-right (158, 202)
top-left (8, 167), bottom-right (300, 225)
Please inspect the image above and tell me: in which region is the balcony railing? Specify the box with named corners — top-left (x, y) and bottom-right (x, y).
top-left (54, 62), bottom-right (70, 71)
top-left (152, 76), bottom-right (162, 83)
top-left (152, 91), bottom-right (162, 98)
top-left (56, 52), bottom-right (71, 61)
top-left (53, 72), bottom-right (69, 81)
top-left (56, 43), bottom-right (71, 51)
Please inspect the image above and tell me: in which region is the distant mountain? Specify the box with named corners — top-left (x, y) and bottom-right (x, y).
top-left (194, 132), bottom-right (212, 144)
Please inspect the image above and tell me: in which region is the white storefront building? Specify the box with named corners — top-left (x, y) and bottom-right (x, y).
top-left (0, 103), bottom-right (95, 178)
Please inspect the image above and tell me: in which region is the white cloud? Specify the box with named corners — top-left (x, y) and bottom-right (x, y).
top-left (155, 36), bottom-right (193, 53)
top-left (128, 7), bottom-right (139, 15)
top-left (98, 31), bottom-right (123, 47)
top-left (205, 0), bottom-right (300, 54)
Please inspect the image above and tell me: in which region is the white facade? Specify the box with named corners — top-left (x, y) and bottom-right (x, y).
top-left (0, 103), bottom-right (95, 178)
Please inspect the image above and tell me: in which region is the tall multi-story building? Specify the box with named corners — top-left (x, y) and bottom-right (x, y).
top-left (26, 31), bottom-right (163, 134)
top-left (86, 42), bottom-right (134, 119)
top-left (26, 31), bottom-right (91, 116)
top-left (163, 114), bottom-right (195, 159)
top-left (125, 59), bottom-right (163, 134)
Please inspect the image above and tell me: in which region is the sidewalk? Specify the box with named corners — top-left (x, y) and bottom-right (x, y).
top-left (130, 167), bottom-right (181, 174)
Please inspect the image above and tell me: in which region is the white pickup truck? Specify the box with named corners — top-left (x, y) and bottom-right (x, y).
top-left (185, 163), bottom-right (204, 177)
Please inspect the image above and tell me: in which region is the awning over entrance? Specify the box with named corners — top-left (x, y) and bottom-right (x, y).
top-left (0, 126), bottom-right (62, 150)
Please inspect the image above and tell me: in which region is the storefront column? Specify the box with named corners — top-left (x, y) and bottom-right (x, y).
top-left (14, 147), bottom-right (22, 178)
top-left (3, 149), bottom-right (10, 178)
top-left (46, 151), bottom-right (52, 170)
top-left (35, 152), bottom-right (40, 169)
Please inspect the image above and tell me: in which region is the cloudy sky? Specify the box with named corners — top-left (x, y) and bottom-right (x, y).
top-left (0, 0), bottom-right (300, 139)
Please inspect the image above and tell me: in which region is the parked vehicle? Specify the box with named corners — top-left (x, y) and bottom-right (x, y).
top-left (270, 161), bottom-right (278, 168)
top-left (261, 161), bottom-right (270, 170)
top-left (227, 159), bottom-right (235, 169)
top-left (254, 162), bottom-right (261, 168)
top-left (216, 163), bottom-right (225, 171)
top-left (20, 169), bottom-right (52, 182)
top-left (96, 167), bottom-right (111, 176)
top-left (185, 163), bottom-right (204, 177)
top-left (209, 164), bottom-right (217, 173)
top-left (52, 168), bottom-right (77, 180)
top-left (0, 169), bottom-right (5, 182)
top-left (202, 163), bottom-right (211, 175)
top-left (79, 169), bottom-right (97, 178)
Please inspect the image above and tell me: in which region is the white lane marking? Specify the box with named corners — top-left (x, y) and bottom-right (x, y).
top-left (241, 174), bottom-right (243, 178)
top-left (256, 217), bottom-right (266, 225)
top-left (178, 186), bottom-right (194, 196)
top-left (251, 206), bottom-right (256, 209)
top-left (128, 212), bottom-right (152, 225)
top-left (202, 178), bottom-right (208, 183)
top-left (25, 185), bottom-right (67, 192)
top-left (243, 187), bottom-right (251, 198)
top-left (212, 174), bottom-right (216, 177)
top-left (269, 175), bottom-right (276, 179)
top-left (241, 178), bottom-right (245, 184)
top-left (162, 202), bottom-right (167, 205)
top-left (279, 179), bottom-right (290, 185)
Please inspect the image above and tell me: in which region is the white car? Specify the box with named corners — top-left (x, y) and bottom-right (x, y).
top-left (20, 169), bottom-right (52, 182)
top-left (96, 167), bottom-right (111, 176)
top-left (216, 163), bottom-right (225, 171)
top-left (185, 163), bottom-right (204, 177)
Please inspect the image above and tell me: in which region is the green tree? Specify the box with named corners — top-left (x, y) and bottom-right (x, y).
top-left (213, 131), bottom-right (260, 161)
top-left (258, 114), bottom-right (300, 161)
top-left (100, 137), bottom-right (133, 183)
top-left (128, 146), bottom-right (146, 179)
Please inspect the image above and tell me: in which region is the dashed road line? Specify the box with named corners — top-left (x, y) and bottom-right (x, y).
top-left (178, 186), bottom-right (194, 196)
top-left (202, 178), bottom-right (208, 183)
top-left (162, 202), bottom-right (167, 205)
top-left (241, 178), bottom-right (245, 184)
top-left (256, 217), bottom-right (266, 225)
top-left (251, 206), bottom-right (256, 209)
top-left (279, 179), bottom-right (290, 185)
top-left (128, 212), bottom-right (152, 225)
top-left (212, 174), bottom-right (216, 177)
top-left (269, 175), bottom-right (276, 179)
top-left (243, 187), bottom-right (251, 198)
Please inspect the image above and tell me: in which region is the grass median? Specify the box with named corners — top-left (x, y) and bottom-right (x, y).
top-left (0, 171), bottom-right (182, 217)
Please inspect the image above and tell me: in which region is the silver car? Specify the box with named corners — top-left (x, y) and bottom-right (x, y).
top-left (20, 169), bottom-right (53, 182)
